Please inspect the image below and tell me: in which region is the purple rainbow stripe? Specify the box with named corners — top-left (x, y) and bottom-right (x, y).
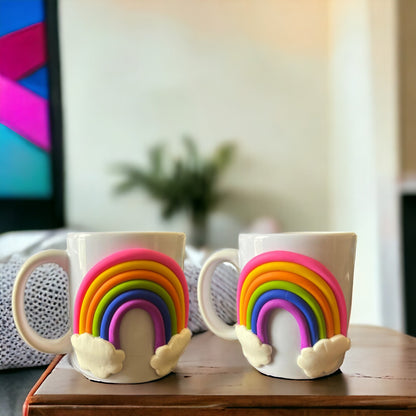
top-left (108, 299), bottom-right (166, 350)
top-left (257, 299), bottom-right (312, 349)
top-left (99, 289), bottom-right (172, 348)
top-left (237, 251), bottom-right (348, 336)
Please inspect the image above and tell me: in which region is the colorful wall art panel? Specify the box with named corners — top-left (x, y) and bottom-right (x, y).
top-left (0, 0), bottom-right (52, 198)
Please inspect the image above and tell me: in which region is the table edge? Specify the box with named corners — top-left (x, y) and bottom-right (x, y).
top-left (24, 355), bottom-right (64, 416)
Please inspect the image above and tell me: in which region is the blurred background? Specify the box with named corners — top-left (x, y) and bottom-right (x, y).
top-left (2, 0), bottom-right (416, 335)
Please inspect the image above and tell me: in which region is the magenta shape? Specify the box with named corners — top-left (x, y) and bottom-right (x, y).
top-left (0, 74), bottom-right (50, 151)
top-left (108, 299), bottom-right (166, 351)
top-left (237, 251), bottom-right (348, 336)
top-left (0, 22), bottom-right (47, 80)
top-left (73, 248), bottom-right (188, 334)
top-left (256, 299), bottom-right (312, 349)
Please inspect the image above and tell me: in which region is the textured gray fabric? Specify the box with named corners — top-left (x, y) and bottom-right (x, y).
top-left (185, 255), bottom-right (237, 333)
top-left (0, 231), bottom-right (238, 370)
top-left (0, 255), bottom-right (69, 369)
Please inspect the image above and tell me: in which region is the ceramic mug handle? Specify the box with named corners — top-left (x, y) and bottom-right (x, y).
top-left (197, 248), bottom-right (239, 341)
top-left (12, 249), bottom-right (73, 354)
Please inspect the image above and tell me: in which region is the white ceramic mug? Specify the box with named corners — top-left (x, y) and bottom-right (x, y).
top-left (13, 232), bottom-right (191, 383)
top-left (198, 232), bottom-right (357, 379)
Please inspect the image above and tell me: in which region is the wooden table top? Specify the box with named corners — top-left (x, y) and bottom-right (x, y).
top-left (26, 325), bottom-right (416, 415)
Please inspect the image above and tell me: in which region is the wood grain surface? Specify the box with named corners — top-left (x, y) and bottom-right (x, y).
top-left (26, 325), bottom-right (416, 415)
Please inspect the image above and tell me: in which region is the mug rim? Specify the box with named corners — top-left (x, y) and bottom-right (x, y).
top-left (67, 231), bottom-right (186, 238)
top-left (240, 231), bottom-right (356, 237)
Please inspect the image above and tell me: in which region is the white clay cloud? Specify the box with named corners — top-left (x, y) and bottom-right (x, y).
top-left (71, 333), bottom-right (125, 379)
top-left (297, 334), bottom-right (351, 379)
top-left (150, 328), bottom-right (192, 376)
top-left (235, 325), bottom-right (272, 368)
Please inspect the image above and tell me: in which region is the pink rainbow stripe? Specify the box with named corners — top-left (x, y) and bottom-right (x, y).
top-left (0, 74), bottom-right (50, 151)
top-left (237, 251), bottom-right (348, 336)
top-left (257, 299), bottom-right (311, 349)
top-left (73, 248), bottom-right (188, 334)
top-left (108, 299), bottom-right (165, 350)
top-left (0, 22), bottom-right (46, 80)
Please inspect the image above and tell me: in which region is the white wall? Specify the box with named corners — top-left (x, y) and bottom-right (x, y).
top-left (58, 0), bottom-right (403, 329)
top-left (328, 0), bottom-right (403, 329)
top-left (59, 0), bottom-right (330, 248)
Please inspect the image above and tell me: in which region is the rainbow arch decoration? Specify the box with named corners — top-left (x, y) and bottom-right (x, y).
top-left (73, 248), bottom-right (189, 352)
top-left (237, 250), bottom-right (348, 350)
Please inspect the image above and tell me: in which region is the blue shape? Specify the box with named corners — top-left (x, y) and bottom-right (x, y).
top-left (0, 123), bottom-right (52, 198)
top-left (0, 0), bottom-right (44, 36)
top-left (100, 289), bottom-right (171, 344)
top-left (18, 66), bottom-right (49, 99)
top-left (251, 289), bottom-right (319, 346)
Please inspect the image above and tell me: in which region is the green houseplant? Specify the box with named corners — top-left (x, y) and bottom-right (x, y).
top-left (113, 136), bottom-right (235, 247)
